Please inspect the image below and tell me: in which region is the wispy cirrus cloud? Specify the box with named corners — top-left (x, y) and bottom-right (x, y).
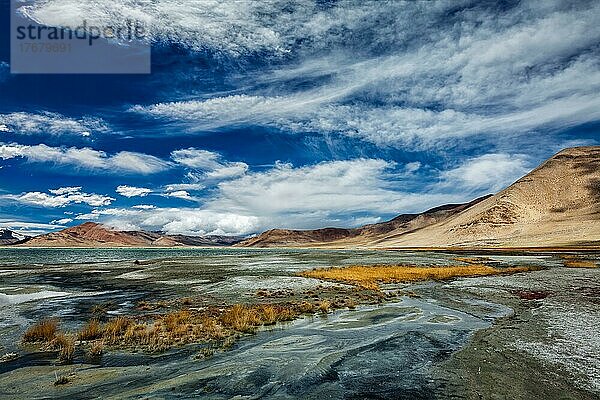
top-left (126, 1), bottom-right (600, 151)
top-left (170, 148), bottom-right (248, 179)
top-left (0, 142), bottom-right (171, 175)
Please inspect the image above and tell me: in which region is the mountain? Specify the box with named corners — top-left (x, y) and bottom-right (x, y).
top-left (0, 228), bottom-right (28, 245)
top-left (236, 195), bottom-right (491, 248)
top-left (239, 146), bottom-right (600, 249)
top-left (371, 146), bottom-right (600, 248)
top-left (18, 222), bottom-right (241, 247)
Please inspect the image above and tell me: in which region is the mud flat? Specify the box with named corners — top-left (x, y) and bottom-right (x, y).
top-left (0, 248), bottom-right (598, 398)
top-left (434, 265), bottom-right (600, 400)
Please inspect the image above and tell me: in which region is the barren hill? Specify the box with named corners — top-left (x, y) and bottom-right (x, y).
top-left (19, 222), bottom-right (241, 247)
top-left (372, 146), bottom-right (600, 248)
top-left (0, 229), bottom-right (28, 245)
top-left (236, 195), bottom-right (491, 248)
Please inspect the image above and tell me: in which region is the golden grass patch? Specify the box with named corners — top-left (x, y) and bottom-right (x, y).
top-left (45, 333), bottom-right (75, 362)
top-left (77, 319), bottom-right (103, 341)
top-left (22, 319), bottom-right (58, 343)
top-left (300, 264), bottom-right (537, 289)
top-left (563, 259), bottom-right (598, 268)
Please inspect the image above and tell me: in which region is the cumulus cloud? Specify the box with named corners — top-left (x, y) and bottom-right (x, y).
top-left (0, 142), bottom-right (171, 174)
top-left (116, 185), bottom-right (152, 198)
top-left (49, 186), bottom-right (82, 195)
top-left (75, 206), bottom-right (259, 236)
top-left (442, 154), bottom-right (532, 192)
top-left (75, 208), bottom-right (139, 220)
top-left (163, 190), bottom-right (193, 201)
top-left (72, 158), bottom-right (465, 235)
top-left (211, 159), bottom-right (438, 216)
top-left (3, 187), bottom-right (115, 208)
top-left (0, 111), bottom-right (108, 136)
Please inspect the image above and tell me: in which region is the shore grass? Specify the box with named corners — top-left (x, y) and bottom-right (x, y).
top-left (20, 261), bottom-right (541, 359)
top-left (300, 264), bottom-right (538, 289)
top-left (22, 319), bottom-right (58, 343)
top-left (560, 256), bottom-right (598, 268)
top-left (77, 319), bottom-right (103, 341)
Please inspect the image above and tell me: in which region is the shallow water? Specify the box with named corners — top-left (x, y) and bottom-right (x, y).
top-left (0, 248), bottom-right (597, 398)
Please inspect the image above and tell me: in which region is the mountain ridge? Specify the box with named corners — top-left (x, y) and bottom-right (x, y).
top-left (235, 195), bottom-right (492, 248)
top-left (17, 222), bottom-right (242, 247)
top-left (0, 228), bottom-right (28, 245)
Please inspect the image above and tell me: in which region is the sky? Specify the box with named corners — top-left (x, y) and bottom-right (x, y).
top-left (0, 0), bottom-right (599, 237)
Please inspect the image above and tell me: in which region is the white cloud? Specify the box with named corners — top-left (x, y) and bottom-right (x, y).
top-left (49, 186), bottom-right (82, 195)
top-left (132, 204), bottom-right (156, 209)
top-left (163, 183), bottom-right (205, 192)
top-left (0, 112), bottom-right (108, 136)
top-left (170, 148), bottom-right (248, 179)
top-left (126, 1), bottom-right (600, 150)
top-left (3, 187), bottom-right (115, 208)
top-left (116, 185), bottom-right (152, 198)
top-left (170, 148), bottom-right (222, 168)
top-left (164, 190), bottom-right (193, 201)
top-left (442, 153), bottom-right (532, 192)
top-left (0, 142), bottom-right (171, 175)
top-left (76, 159), bottom-right (465, 235)
top-left (75, 208), bottom-right (138, 220)
top-left (104, 208), bottom-right (260, 236)
top-left (51, 218), bottom-right (73, 225)
top-left (201, 159), bottom-right (463, 231)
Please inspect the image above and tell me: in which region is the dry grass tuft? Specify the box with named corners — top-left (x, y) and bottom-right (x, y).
top-left (298, 301), bottom-right (315, 313)
top-left (563, 259), bottom-right (598, 268)
top-left (46, 333), bottom-right (75, 362)
top-left (318, 300), bottom-right (331, 314)
top-left (221, 304), bottom-right (261, 333)
top-left (88, 340), bottom-right (104, 357)
top-left (22, 319), bottom-right (58, 343)
top-left (103, 317), bottom-right (132, 343)
top-left (77, 319), bottom-right (103, 341)
top-left (300, 264), bottom-right (537, 289)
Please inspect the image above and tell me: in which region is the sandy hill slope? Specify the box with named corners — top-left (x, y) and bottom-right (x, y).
top-left (236, 195), bottom-right (491, 248)
top-left (18, 222), bottom-right (241, 247)
top-left (0, 229), bottom-right (28, 245)
top-left (372, 146), bottom-right (600, 248)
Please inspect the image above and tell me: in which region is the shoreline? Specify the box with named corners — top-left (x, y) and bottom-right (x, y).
top-left (2, 245), bottom-right (600, 253)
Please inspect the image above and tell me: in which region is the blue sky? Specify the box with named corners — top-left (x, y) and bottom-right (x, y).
top-left (0, 0), bottom-right (599, 236)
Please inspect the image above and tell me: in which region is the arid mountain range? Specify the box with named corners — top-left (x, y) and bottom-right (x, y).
top-left (235, 195), bottom-right (492, 248)
top-left (16, 222), bottom-right (241, 247)
top-left (239, 146), bottom-right (600, 248)
top-left (6, 146), bottom-right (599, 249)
